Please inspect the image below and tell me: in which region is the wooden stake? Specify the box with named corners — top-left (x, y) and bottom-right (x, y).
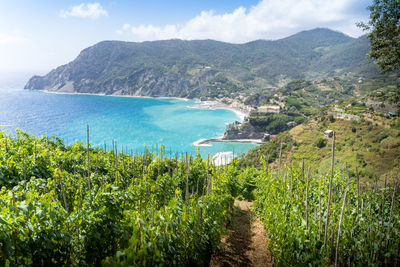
top-left (381, 176), bottom-right (387, 227)
top-left (23, 152), bottom-right (27, 180)
top-left (330, 225), bottom-right (335, 262)
top-left (278, 142), bottom-right (282, 178)
top-left (96, 153), bottom-right (99, 173)
top-left (115, 145), bottom-right (119, 183)
top-left (87, 124), bottom-right (91, 193)
top-left (59, 173), bottom-right (68, 211)
top-left (305, 166), bottom-right (310, 229)
top-left (324, 132), bottom-right (335, 247)
top-left (356, 167), bottom-right (360, 214)
top-left (386, 184), bottom-right (397, 249)
top-left (314, 205), bottom-right (317, 222)
top-left (185, 153), bottom-right (189, 206)
top-left (388, 185), bottom-right (397, 228)
top-left (319, 175), bottom-right (322, 236)
top-left (335, 188), bottom-right (348, 267)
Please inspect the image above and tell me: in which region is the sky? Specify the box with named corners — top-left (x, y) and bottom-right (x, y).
top-left (0, 0), bottom-right (371, 74)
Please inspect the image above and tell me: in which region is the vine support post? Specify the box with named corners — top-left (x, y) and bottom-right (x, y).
top-left (59, 172), bottom-right (68, 210)
top-left (305, 166), bottom-right (310, 229)
top-left (386, 184), bottom-right (397, 249)
top-left (381, 175), bottom-right (387, 228)
top-left (324, 131), bottom-right (335, 247)
top-left (330, 225), bottom-right (336, 262)
top-left (278, 141), bottom-right (282, 179)
top-left (24, 152), bottom-right (27, 180)
top-left (12, 191), bottom-right (18, 265)
top-left (335, 187), bottom-right (348, 267)
top-left (319, 174), bottom-right (322, 237)
top-left (87, 124), bottom-right (91, 194)
top-left (356, 167), bottom-right (360, 214)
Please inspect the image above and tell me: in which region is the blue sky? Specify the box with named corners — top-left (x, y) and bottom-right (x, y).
top-left (0, 0), bottom-right (371, 73)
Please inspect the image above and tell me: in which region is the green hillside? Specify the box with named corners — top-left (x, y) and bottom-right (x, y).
top-left (245, 103), bottom-right (400, 187)
top-left (25, 28), bottom-right (383, 98)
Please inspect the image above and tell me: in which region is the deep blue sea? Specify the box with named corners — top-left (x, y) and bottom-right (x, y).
top-left (0, 88), bottom-right (257, 157)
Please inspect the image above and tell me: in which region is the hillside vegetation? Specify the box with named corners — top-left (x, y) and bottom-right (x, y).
top-left (245, 105), bottom-right (400, 187)
top-left (25, 28), bottom-right (383, 99)
top-left (1, 131), bottom-right (399, 266)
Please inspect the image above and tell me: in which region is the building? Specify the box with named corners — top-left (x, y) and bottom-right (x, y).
top-left (324, 130), bottom-right (334, 138)
top-left (258, 105), bottom-right (280, 114)
top-left (327, 111), bottom-right (360, 120)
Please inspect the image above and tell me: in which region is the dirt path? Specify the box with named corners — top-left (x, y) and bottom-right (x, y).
top-left (210, 200), bottom-right (273, 267)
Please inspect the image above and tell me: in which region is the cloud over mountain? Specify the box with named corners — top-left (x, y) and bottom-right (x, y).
top-left (117, 0), bottom-right (367, 42)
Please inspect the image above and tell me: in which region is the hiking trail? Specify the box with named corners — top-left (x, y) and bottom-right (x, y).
top-left (210, 200), bottom-right (273, 267)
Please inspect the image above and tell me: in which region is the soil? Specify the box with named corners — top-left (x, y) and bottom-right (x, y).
top-left (210, 200), bottom-right (273, 267)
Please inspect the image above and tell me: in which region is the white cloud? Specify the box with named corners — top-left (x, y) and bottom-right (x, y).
top-left (60, 3), bottom-right (108, 19)
top-left (117, 0), bottom-right (368, 43)
top-left (0, 33), bottom-right (28, 45)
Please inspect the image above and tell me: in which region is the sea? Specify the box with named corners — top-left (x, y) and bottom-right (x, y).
top-left (0, 88), bottom-right (258, 158)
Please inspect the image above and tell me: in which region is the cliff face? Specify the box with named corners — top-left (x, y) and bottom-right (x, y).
top-left (25, 29), bottom-right (376, 98)
top-left (223, 121), bottom-right (266, 140)
top-left (24, 61), bottom-right (192, 97)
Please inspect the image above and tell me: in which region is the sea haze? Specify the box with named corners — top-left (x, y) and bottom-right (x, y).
top-left (0, 89), bottom-right (257, 157)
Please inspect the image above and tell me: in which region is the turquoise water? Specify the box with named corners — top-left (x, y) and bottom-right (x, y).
top-left (0, 89), bottom-right (257, 157)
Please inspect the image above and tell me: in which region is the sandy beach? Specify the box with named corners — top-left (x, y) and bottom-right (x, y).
top-left (187, 101), bottom-right (248, 122)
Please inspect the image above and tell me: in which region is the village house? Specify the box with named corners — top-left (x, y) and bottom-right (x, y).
top-left (327, 111), bottom-right (360, 120)
top-left (324, 130), bottom-right (334, 138)
top-left (258, 105), bottom-right (280, 114)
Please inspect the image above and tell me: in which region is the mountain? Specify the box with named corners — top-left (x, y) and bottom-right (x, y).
top-left (25, 28), bottom-right (380, 98)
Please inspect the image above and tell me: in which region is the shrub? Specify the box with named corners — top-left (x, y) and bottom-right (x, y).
top-left (315, 138), bottom-right (327, 148)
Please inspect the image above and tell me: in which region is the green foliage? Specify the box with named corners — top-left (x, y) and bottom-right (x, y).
top-left (243, 132), bottom-right (294, 167)
top-left (282, 79), bottom-right (311, 94)
top-left (254, 164), bottom-right (400, 266)
top-left (315, 138), bottom-right (327, 148)
top-left (358, 0), bottom-right (400, 72)
top-left (0, 131), bottom-right (234, 266)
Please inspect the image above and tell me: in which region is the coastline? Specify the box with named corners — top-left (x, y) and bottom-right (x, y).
top-left (193, 137), bottom-right (263, 147)
top-left (186, 101), bottom-right (248, 122)
top-left (38, 89), bottom-right (256, 147)
top-left (41, 89), bottom-right (191, 102)
top-left (40, 89), bottom-right (248, 122)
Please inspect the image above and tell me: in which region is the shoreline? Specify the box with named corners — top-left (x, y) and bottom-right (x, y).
top-left (193, 137), bottom-right (263, 147)
top-left (37, 89), bottom-right (255, 147)
top-left (186, 101), bottom-right (248, 122)
top-left (41, 89), bottom-right (192, 102)
top-left (40, 90), bottom-right (248, 121)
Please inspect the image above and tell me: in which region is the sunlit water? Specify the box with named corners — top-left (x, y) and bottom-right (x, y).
top-left (0, 89), bottom-right (257, 157)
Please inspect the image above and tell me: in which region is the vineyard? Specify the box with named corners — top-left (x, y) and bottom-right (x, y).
top-left (0, 130), bottom-right (399, 266)
top-left (0, 130), bottom-right (236, 266)
top-left (254, 138), bottom-right (400, 266)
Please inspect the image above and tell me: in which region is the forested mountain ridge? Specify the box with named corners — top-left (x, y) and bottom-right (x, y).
top-left (25, 28), bottom-right (380, 98)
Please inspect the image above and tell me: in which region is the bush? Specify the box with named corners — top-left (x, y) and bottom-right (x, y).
top-left (315, 138), bottom-right (327, 148)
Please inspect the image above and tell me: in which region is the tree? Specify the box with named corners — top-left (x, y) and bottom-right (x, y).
top-left (358, 0), bottom-right (400, 72)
